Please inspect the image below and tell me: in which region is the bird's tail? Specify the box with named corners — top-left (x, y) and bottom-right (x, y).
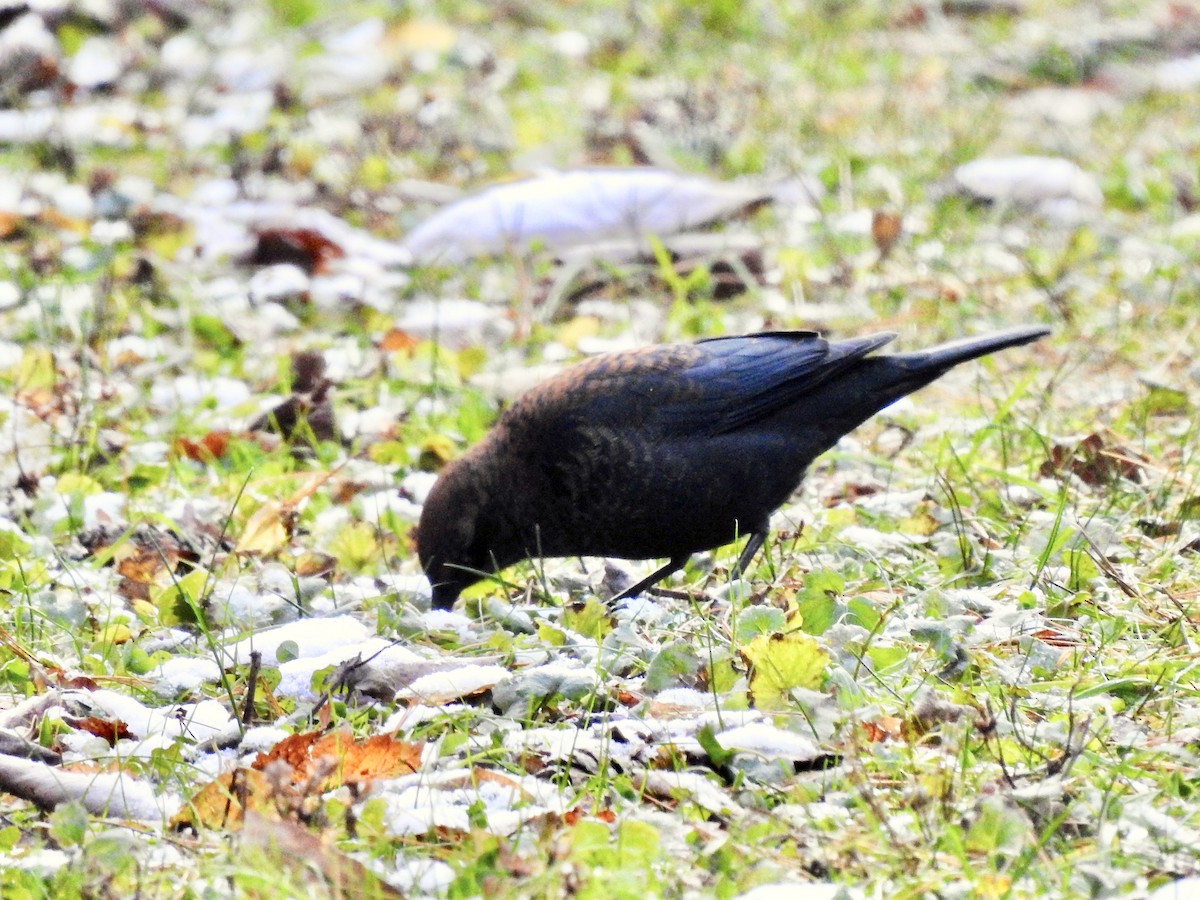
top-left (889, 325), bottom-right (1052, 375)
top-left (826, 324), bottom-right (1052, 426)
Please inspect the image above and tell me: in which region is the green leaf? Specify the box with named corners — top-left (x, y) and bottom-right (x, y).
top-left (0, 825), bottom-right (19, 853)
top-left (734, 606), bottom-right (786, 643)
top-left (190, 314), bottom-right (239, 354)
top-left (797, 570), bottom-right (844, 635)
top-left (846, 596), bottom-right (882, 631)
top-left (965, 798), bottom-right (1028, 855)
top-left (48, 802), bottom-right (88, 847)
top-left (562, 598), bottom-right (612, 640)
top-left (616, 819), bottom-right (660, 866)
top-left (1064, 547), bottom-right (1099, 591)
top-left (268, 0), bottom-right (319, 27)
top-left (867, 645), bottom-right (909, 673)
top-left (570, 819), bottom-right (612, 859)
top-left (152, 569), bottom-right (209, 626)
top-left (644, 641), bottom-right (701, 693)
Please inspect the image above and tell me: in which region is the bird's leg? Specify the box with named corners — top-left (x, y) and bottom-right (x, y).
top-left (609, 554), bottom-right (690, 603)
top-left (731, 530), bottom-right (767, 580)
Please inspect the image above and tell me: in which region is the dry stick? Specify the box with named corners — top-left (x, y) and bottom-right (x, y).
top-left (241, 650), bottom-right (262, 726)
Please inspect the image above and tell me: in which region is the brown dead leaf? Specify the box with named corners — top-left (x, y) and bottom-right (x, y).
top-left (294, 551), bottom-right (337, 578)
top-left (564, 807), bottom-right (615, 825)
top-left (66, 716), bottom-right (132, 745)
top-left (115, 545), bottom-right (167, 584)
top-left (643, 700), bottom-right (708, 719)
top-left (313, 732), bottom-right (423, 788)
top-left (1040, 431), bottom-right (1148, 487)
top-left (519, 753), bottom-right (546, 775)
top-left (0, 211), bottom-right (23, 239)
top-left (824, 482), bottom-right (879, 506)
top-left (871, 210), bottom-right (903, 259)
top-left (1030, 628), bottom-right (1083, 647)
top-left (253, 731), bottom-right (322, 773)
top-left (59, 674), bottom-right (101, 690)
top-left (246, 228), bottom-right (345, 275)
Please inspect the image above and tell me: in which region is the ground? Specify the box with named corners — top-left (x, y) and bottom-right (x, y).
top-left (0, 1), bottom-right (1199, 897)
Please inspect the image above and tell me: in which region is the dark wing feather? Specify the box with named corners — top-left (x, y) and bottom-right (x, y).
top-left (670, 331), bottom-right (897, 435)
top-left (508, 331), bottom-right (897, 439)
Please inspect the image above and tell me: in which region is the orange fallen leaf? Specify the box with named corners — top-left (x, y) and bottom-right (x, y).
top-left (252, 731), bottom-right (321, 773)
top-left (862, 716), bottom-right (903, 742)
top-left (174, 431), bottom-right (233, 462)
top-left (253, 729), bottom-right (422, 789)
top-left (380, 328), bottom-right (420, 352)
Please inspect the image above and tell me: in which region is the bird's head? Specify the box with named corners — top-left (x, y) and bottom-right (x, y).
top-left (416, 453), bottom-right (522, 609)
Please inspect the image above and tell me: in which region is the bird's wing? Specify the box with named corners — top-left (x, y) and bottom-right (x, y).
top-left (667, 331), bottom-right (897, 435)
top-left (507, 331), bottom-right (897, 439)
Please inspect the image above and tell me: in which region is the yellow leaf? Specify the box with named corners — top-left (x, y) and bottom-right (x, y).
top-left (97, 623), bottom-right (132, 645)
top-left (14, 347), bottom-right (56, 390)
top-left (327, 521), bottom-right (379, 573)
top-left (419, 434), bottom-right (456, 470)
top-left (741, 631), bottom-right (830, 709)
top-left (388, 18), bottom-right (457, 53)
top-left (898, 508), bottom-right (939, 536)
top-left (172, 769), bottom-right (270, 831)
top-left (57, 472), bottom-right (102, 495)
top-left (237, 502), bottom-right (289, 555)
top-left (556, 316), bottom-right (601, 350)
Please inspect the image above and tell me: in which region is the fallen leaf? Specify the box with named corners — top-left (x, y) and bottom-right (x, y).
top-left (173, 768), bottom-right (270, 831)
top-left (388, 18), bottom-right (457, 53)
top-left (245, 228), bottom-right (345, 275)
top-left (253, 729), bottom-right (423, 789)
top-left (379, 328), bottom-right (420, 352)
top-left (66, 716), bottom-right (132, 745)
top-left (1040, 431), bottom-right (1148, 486)
top-left (236, 501), bottom-right (291, 555)
top-left (871, 209), bottom-right (903, 258)
top-left (862, 716), bottom-right (903, 742)
top-left (174, 431), bottom-right (233, 462)
top-left (741, 631), bottom-right (831, 710)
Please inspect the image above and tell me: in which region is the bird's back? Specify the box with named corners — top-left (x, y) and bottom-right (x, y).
top-left (490, 332), bottom-right (900, 560)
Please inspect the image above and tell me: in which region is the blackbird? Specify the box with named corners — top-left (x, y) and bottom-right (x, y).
top-left (418, 325), bottom-right (1050, 609)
